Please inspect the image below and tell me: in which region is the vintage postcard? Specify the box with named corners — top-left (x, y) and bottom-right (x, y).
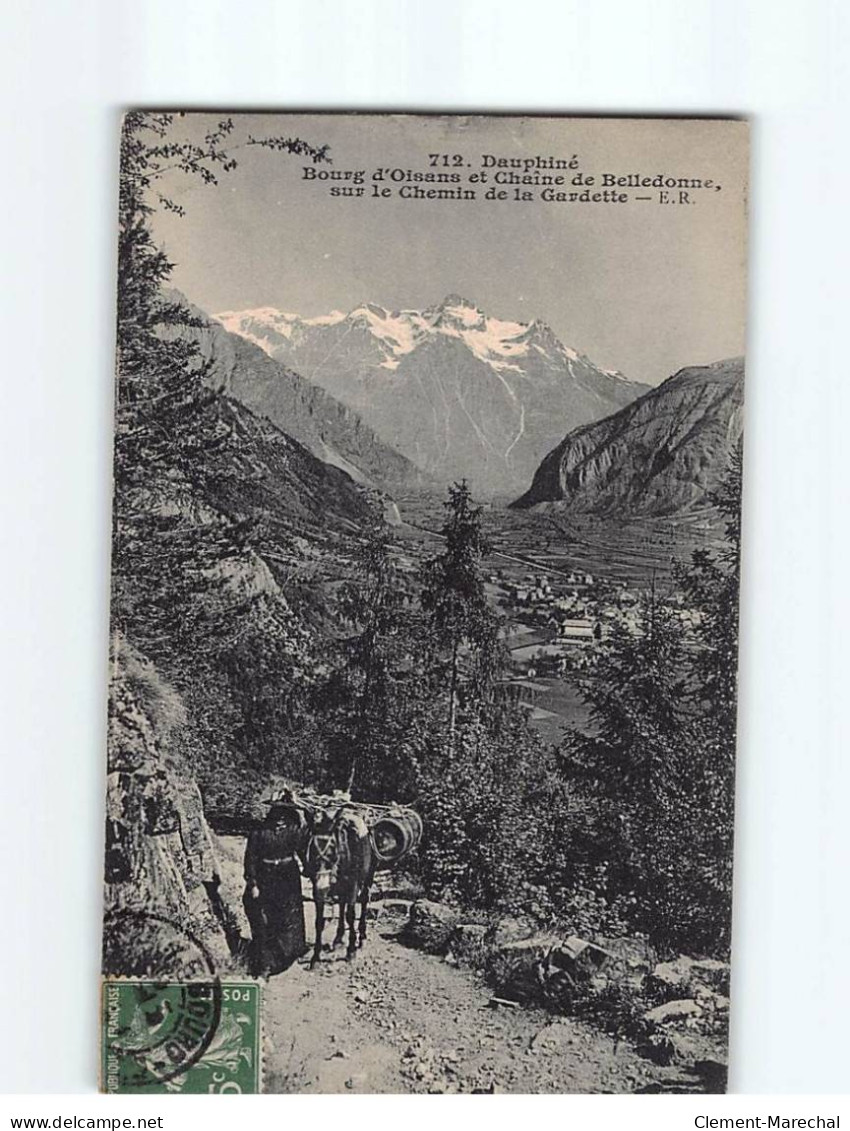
top-left (103, 112), bottom-right (747, 1093)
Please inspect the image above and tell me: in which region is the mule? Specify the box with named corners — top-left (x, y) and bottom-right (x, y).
top-left (302, 807), bottom-right (376, 967)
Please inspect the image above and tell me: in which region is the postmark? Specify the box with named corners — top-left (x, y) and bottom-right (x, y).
top-left (102, 980), bottom-right (260, 1093)
top-left (101, 909), bottom-right (219, 983)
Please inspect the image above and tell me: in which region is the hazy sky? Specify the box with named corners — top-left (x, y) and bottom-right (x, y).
top-left (150, 113), bottom-right (748, 386)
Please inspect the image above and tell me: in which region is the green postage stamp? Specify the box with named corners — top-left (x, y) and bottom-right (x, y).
top-left (101, 981), bottom-right (261, 1094)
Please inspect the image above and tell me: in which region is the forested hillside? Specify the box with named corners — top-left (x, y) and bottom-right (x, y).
top-left (110, 115), bottom-right (377, 817)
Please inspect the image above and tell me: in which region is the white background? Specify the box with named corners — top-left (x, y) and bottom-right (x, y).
top-left (1, 0), bottom-right (848, 1108)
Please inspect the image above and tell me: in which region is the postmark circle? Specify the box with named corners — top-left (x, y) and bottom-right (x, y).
top-left (102, 909), bottom-right (223, 1086)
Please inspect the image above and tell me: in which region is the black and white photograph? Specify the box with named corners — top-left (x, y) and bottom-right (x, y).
top-left (101, 112), bottom-right (748, 1094)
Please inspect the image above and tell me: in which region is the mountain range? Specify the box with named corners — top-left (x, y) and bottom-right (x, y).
top-left (512, 358), bottom-right (744, 517)
top-left (215, 296), bottom-right (649, 497)
top-left (169, 295), bottom-right (426, 496)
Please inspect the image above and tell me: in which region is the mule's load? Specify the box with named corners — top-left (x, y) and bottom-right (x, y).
top-left (370, 809), bottom-right (423, 864)
top-left (262, 786), bottom-right (423, 867)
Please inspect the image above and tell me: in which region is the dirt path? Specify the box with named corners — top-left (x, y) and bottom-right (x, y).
top-left (214, 834), bottom-right (671, 1094)
top-left (260, 906), bottom-right (666, 1094)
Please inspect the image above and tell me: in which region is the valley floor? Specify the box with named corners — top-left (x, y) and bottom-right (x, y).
top-left (396, 493), bottom-right (727, 588)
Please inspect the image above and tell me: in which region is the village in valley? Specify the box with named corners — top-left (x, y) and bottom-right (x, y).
top-left (489, 566), bottom-right (630, 739)
top-left (380, 495), bottom-right (711, 745)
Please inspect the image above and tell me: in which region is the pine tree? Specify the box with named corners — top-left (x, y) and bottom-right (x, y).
top-left (315, 513), bottom-right (420, 797)
top-left (676, 439), bottom-right (743, 747)
top-left (420, 481), bottom-right (503, 746)
top-left (670, 441), bottom-right (744, 936)
top-left (569, 598), bottom-right (690, 796)
top-left (561, 443), bottom-right (745, 953)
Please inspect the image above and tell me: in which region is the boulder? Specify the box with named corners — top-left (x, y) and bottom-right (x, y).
top-left (650, 956), bottom-right (695, 994)
top-left (486, 934), bottom-right (561, 1003)
top-left (638, 981), bottom-right (730, 1081)
top-left (404, 900), bottom-right (460, 955)
top-left (690, 959), bottom-right (731, 995)
top-left (692, 1056), bottom-right (730, 1093)
top-left (488, 932), bottom-right (647, 1013)
top-left (449, 923), bottom-right (489, 966)
top-left (694, 989), bottom-right (731, 1014)
top-left (486, 915), bottom-right (537, 947)
top-left (643, 998), bottom-right (702, 1026)
top-left (382, 499), bottom-right (402, 526)
top-left (557, 935), bottom-right (617, 975)
top-left (649, 956), bottom-right (731, 1001)
top-left (641, 1028), bottom-right (727, 1076)
top-left (378, 899), bottom-right (413, 916)
top-left (538, 935), bottom-right (647, 1013)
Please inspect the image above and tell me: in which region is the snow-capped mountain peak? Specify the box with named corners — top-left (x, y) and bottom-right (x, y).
top-left (213, 297), bottom-right (648, 495)
top-left (430, 294), bottom-right (487, 330)
top-left (215, 307), bottom-right (346, 351)
top-left (214, 296), bottom-right (611, 373)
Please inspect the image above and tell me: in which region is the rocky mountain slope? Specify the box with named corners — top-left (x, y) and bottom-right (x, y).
top-left (512, 358), bottom-right (744, 516)
top-left (215, 296), bottom-right (649, 497)
top-left (170, 297), bottom-right (425, 495)
top-left (212, 393), bottom-right (376, 534)
top-left (103, 635), bottom-right (235, 978)
top-left (111, 367), bottom-right (381, 816)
